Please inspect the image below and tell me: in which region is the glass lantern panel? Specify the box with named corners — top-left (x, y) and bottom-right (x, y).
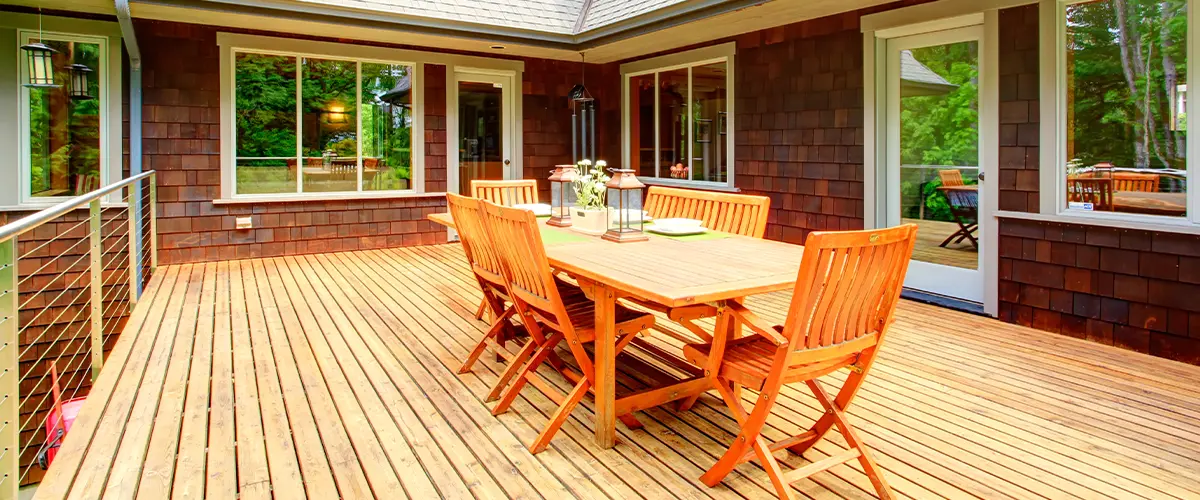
top-left (607, 188), bottom-right (644, 232)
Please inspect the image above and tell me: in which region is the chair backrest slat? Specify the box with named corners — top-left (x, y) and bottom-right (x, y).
top-left (446, 193), bottom-right (506, 286)
top-left (472, 179), bottom-right (539, 206)
top-left (780, 225), bottom-right (917, 354)
top-left (478, 201), bottom-right (563, 319)
top-left (1067, 177), bottom-right (1114, 211)
top-left (1113, 172), bottom-right (1160, 193)
top-left (643, 186), bottom-right (771, 238)
top-left (938, 169), bottom-right (965, 187)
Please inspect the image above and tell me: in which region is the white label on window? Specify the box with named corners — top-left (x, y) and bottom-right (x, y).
top-left (1068, 201), bottom-right (1094, 211)
top-left (493, 83), bottom-right (503, 88)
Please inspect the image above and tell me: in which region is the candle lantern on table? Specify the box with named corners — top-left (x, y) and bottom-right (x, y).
top-left (548, 164), bottom-right (578, 227)
top-left (603, 168), bottom-right (647, 243)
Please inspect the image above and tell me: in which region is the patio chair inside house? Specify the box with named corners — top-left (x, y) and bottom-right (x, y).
top-left (1067, 177), bottom-right (1114, 211)
top-left (682, 224), bottom-right (917, 500)
top-left (938, 187), bottom-right (979, 250)
top-left (74, 174), bottom-right (100, 195)
top-left (1112, 172), bottom-right (1160, 192)
top-left (471, 179), bottom-right (539, 206)
top-left (446, 193), bottom-right (534, 399)
top-left (937, 168), bottom-right (965, 187)
top-left (479, 201), bottom-right (655, 453)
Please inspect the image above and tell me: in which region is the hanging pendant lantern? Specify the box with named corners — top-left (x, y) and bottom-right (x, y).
top-left (67, 64), bottom-right (93, 99)
top-left (22, 42), bottom-right (58, 88)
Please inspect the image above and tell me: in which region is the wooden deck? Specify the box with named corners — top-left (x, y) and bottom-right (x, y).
top-left (35, 244), bottom-right (1200, 499)
top-left (903, 218), bottom-right (977, 270)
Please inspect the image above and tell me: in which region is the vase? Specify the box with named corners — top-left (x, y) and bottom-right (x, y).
top-left (570, 207), bottom-right (609, 235)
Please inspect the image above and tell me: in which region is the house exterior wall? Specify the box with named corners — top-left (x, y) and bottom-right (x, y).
top-left (993, 4), bottom-right (1200, 363)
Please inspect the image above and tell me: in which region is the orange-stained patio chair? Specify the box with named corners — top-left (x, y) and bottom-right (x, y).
top-left (447, 193), bottom-right (537, 399)
top-left (1067, 177), bottom-right (1114, 211)
top-left (938, 168), bottom-right (965, 187)
top-left (471, 179), bottom-right (539, 206)
top-left (682, 224), bottom-right (917, 499)
top-left (1112, 172), bottom-right (1160, 193)
top-left (479, 201), bottom-right (655, 453)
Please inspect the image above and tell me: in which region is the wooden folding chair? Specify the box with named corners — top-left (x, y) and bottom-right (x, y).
top-left (1113, 172), bottom-right (1160, 193)
top-left (937, 168), bottom-right (965, 187)
top-left (471, 179), bottom-right (539, 206)
top-left (479, 201), bottom-right (655, 453)
top-left (447, 193), bottom-right (537, 399)
top-left (683, 224), bottom-right (917, 499)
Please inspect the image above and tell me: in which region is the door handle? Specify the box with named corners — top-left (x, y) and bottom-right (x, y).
top-left (978, 172), bottom-right (985, 181)
top-left (504, 159), bottom-right (511, 166)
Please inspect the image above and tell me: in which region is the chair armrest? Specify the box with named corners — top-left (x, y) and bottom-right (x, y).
top-left (727, 302), bottom-right (788, 346)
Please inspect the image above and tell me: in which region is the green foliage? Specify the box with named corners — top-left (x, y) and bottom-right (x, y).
top-left (1067, 0), bottom-right (1187, 170)
top-left (899, 42), bottom-right (980, 167)
top-left (28, 40), bottom-right (103, 196)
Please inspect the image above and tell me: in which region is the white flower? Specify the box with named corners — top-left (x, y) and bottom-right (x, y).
top-left (596, 160), bottom-right (607, 168)
top-left (578, 159), bottom-right (592, 166)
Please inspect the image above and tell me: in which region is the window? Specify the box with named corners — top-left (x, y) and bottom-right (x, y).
top-left (20, 32), bottom-right (107, 200)
top-left (232, 50), bottom-right (414, 197)
top-left (623, 44), bottom-right (734, 189)
top-left (1054, 0), bottom-right (1192, 221)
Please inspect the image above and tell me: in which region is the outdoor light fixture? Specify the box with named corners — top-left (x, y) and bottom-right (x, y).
top-left (603, 169), bottom-right (647, 243)
top-left (325, 105), bottom-right (348, 124)
top-left (547, 164), bottom-right (578, 227)
top-left (22, 41), bottom-right (58, 88)
top-left (67, 63), bottom-right (93, 99)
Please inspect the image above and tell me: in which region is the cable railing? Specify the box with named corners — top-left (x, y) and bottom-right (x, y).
top-left (0, 171), bottom-right (157, 494)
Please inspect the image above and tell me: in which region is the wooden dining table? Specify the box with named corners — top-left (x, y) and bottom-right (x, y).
top-left (428, 212), bottom-right (806, 448)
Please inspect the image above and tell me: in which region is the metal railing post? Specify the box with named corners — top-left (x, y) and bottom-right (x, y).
top-left (89, 199), bottom-right (104, 380)
top-left (149, 174), bottom-right (158, 272)
top-left (0, 238), bottom-right (17, 498)
top-left (125, 184), bottom-right (138, 305)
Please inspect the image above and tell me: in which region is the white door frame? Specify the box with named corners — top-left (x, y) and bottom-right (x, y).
top-left (447, 66), bottom-right (523, 195)
top-left (863, 11), bottom-right (1000, 315)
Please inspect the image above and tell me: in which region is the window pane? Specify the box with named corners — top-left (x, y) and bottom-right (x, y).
top-left (29, 39), bottom-right (102, 198)
top-left (1065, 0), bottom-right (1187, 217)
top-left (235, 53), bottom-right (297, 194)
top-left (899, 43), bottom-right (981, 271)
top-left (302, 58), bottom-right (358, 193)
top-left (690, 62), bottom-right (728, 183)
top-left (361, 63), bottom-right (412, 191)
top-left (629, 74), bottom-right (656, 177)
top-left (659, 68), bottom-right (688, 179)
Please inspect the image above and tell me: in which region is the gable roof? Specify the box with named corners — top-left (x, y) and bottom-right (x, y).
top-left (270, 0), bottom-right (722, 36)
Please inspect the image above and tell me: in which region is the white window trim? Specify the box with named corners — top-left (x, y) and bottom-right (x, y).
top-left (1038, 0), bottom-right (1200, 233)
top-left (217, 34), bottom-right (527, 202)
top-left (621, 43), bottom-right (737, 190)
top-left (8, 19), bottom-right (123, 209)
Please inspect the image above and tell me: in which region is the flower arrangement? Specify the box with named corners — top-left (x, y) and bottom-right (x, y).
top-left (572, 159), bottom-right (610, 210)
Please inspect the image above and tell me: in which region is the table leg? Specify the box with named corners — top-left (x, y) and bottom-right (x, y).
top-left (594, 284), bottom-right (617, 449)
top-left (731, 297), bottom-right (744, 402)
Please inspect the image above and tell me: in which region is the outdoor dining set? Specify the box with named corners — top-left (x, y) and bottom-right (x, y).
top-left (427, 163), bottom-right (919, 500)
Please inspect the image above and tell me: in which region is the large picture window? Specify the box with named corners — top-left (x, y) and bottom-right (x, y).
top-left (623, 45), bottom-right (734, 189)
top-left (20, 32), bottom-right (106, 200)
top-left (1058, 0), bottom-right (1191, 219)
top-left (233, 50), bottom-right (414, 196)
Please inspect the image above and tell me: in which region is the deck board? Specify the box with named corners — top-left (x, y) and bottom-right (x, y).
top-left (35, 244), bottom-right (1200, 499)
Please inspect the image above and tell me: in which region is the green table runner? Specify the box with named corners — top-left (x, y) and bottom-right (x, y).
top-left (539, 227), bottom-right (593, 245)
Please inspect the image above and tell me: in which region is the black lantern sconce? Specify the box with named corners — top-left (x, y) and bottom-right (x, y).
top-left (67, 63), bottom-right (93, 99)
top-left (603, 169), bottom-right (647, 243)
top-left (22, 42), bottom-right (58, 88)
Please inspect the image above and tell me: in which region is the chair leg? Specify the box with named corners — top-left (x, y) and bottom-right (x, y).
top-left (752, 435), bottom-right (795, 500)
top-left (459, 306), bottom-right (515, 375)
top-left (700, 377), bottom-right (764, 487)
top-left (486, 338), bottom-right (537, 402)
top-left (492, 333), bottom-right (563, 416)
top-left (529, 378), bottom-right (591, 454)
top-left (474, 297), bottom-right (488, 321)
top-left (806, 378), bottom-right (894, 499)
